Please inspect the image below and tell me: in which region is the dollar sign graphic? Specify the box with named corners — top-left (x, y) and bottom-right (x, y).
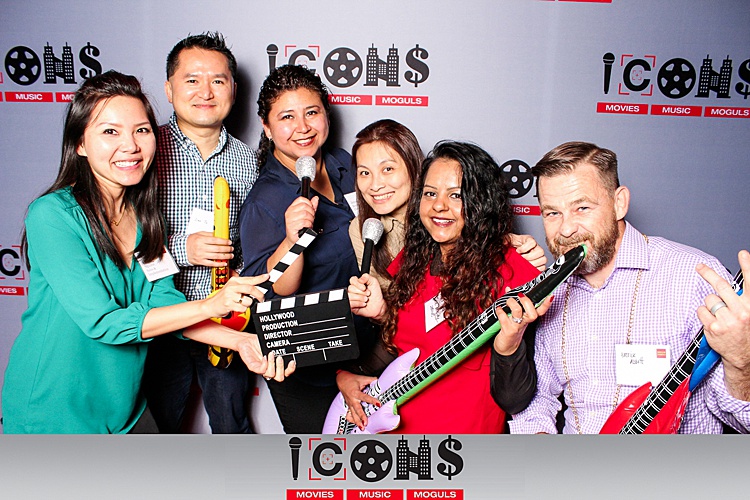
top-left (79, 42), bottom-right (102, 80)
top-left (736, 58), bottom-right (750, 100)
top-left (405, 44), bottom-right (429, 88)
top-left (436, 435), bottom-right (463, 480)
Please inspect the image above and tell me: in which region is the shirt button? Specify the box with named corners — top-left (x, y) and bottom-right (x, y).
top-left (202, 195), bottom-right (208, 200)
top-left (592, 379), bottom-right (599, 385)
top-left (591, 335), bottom-right (598, 341)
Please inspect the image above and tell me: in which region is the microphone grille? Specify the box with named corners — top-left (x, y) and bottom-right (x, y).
top-left (362, 218), bottom-right (384, 244)
top-left (295, 156), bottom-right (317, 181)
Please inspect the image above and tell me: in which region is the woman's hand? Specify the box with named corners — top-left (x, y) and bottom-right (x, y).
top-left (508, 233), bottom-right (547, 272)
top-left (284, 196), bottom-right (319, 244)
top-left (493, 292), bottom-right (554, 356)
top-left (336, 370), bottom-right (381, 431)
top-left (202, 273), bottom-right (269, 319)
top-left (348, 274), bottom-right (386, 320)
top-left (237, 334), bottom-right (296, 382)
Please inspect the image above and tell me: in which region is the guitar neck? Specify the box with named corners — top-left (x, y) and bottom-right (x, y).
top-left (619, 270), bottom-right (744, 434)
top-left (378, 244), bottom-right (587, 408)
top-left (378, 301), bottom-right (502, 406)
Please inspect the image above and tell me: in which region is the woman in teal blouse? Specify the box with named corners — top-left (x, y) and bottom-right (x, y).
top-left (1, 71), bottom-right (292, 434)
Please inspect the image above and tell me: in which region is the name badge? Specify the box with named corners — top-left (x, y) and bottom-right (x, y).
top-left (344, 191), bottom-right (359, 217)
top-left (615, 344), bottom-right (671, 387)
top-left (186, 207), bottom-right (213, 235)
top-left (424, 293), bottom-right (446, 332)
top-left (138, 247), bottom-right (180, 282)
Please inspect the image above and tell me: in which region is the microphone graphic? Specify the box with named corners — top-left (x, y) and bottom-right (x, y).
top-left (603, 52), bottom-right (615, 94)
top-left (360, 218), bottom-right (384, 276)
top-left (266, 44), bottom-right (279, 74)
top-left (289, 437), bottom-right (302, 480)
top-left (295, 156), bottom-right (316, 199)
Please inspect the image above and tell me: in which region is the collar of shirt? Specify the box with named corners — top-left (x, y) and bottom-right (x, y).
top-left (382, 214), bottom-right (405, 235)
top-left (568, 221), bottom-right (650, 293)
top-left (167, 113), bottom-right (228, 162)
top-left (264, 148), bottom-right (351, 206)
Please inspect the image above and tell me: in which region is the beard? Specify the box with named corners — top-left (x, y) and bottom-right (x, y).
top-left (547, 217), bottom-right (619, 276)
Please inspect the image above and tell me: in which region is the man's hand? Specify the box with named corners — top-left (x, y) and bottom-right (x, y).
top-left (696, 250), bottom-right (750, 401)
top-left (186, 231), bottom-right (234, 267)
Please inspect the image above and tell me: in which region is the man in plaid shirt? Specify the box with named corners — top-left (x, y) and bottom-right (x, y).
top-left (143, 32), bottom-right (259, 433)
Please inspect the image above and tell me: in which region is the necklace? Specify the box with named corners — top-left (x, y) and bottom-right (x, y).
top-left (110, 205), bottom-right (126, 226)
top-left (560, 235), bottom-right (647, 434)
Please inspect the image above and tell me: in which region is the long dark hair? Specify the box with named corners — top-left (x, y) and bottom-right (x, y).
top-left (382, 141), bottom-right (513, 352)
top-left (256, 64), bottom-right (331, 166)
top-left (351, 119), bottom-right (423, 281)
top-left (22, 70), bottom-right (164, 269)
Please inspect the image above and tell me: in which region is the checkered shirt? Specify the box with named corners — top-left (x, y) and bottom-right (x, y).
top-left (157, 114), bottom-right (258, 301)
top-left (510, 222), bottom-right (750, 434)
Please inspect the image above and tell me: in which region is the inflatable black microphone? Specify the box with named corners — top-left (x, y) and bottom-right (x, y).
top-left (360, 218), bottom-right (384, 276)
top-left (295, 155), bottom-right (316, 199)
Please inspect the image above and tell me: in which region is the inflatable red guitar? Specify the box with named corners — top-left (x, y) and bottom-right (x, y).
top-left (600, 269), bottom-right (744, 434)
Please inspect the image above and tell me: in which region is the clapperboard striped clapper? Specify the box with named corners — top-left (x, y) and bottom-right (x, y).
top-left (252, 287), bottom-right (359, 368)
top-left (253, 228), bottom-right (318, 295)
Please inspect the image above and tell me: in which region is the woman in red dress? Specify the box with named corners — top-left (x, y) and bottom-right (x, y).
top-left (343, 141), bottom-right (552, 433)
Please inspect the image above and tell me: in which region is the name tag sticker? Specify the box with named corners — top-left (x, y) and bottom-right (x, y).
top-left (344, 191), bottom-right (359, 217)
top-left (186, 208), bottom-right (213, 235)
top-left (615, 344), bottom-right (671, 387)
top-left (424, 293), bottom-right (446, 333)
top-left (138, 247), bottom-right (180, 282)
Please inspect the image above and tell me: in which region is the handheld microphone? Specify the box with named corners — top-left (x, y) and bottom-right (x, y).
top-left (295, 156), bottom-right (316, 199)
top-left (360, 218), bottom-right (384, 276)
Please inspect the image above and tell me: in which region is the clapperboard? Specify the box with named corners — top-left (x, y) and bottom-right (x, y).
top-left (252, 288), bottom-right (360, 368)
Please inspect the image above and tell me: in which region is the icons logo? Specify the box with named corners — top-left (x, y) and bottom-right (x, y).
top-left (0, 245), bottom-right (27, 297)
top-left (599, 52), bottom-right (750, 118)
top-left (290, 436), bottom-right (464, 483)
top-left (266, 43), bottom-right (430, 107)
top-left (4, 42), bottom-right (102, 87)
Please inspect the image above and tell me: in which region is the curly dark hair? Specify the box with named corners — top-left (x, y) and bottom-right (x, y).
top-left (381, 141), bottom-right (514, 352)
top-left (256, 64), bottom-right (331, 166)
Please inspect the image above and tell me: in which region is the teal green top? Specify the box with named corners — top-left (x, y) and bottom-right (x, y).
top-left (1, 187), bottom-right (185, 433)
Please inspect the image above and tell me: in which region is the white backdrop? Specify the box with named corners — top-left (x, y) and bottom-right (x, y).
top-left (1, 0), bottom-right (748, 432)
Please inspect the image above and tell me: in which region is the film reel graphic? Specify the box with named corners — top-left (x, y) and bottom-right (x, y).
top-left (658, 58), bottom-right (696, 99)
top-left (324, 47), bottom-right (362, 88)
top-left (349, 440), bottom-right (392, 482)
top-left (500, 159), bottom-right (534, 198)
top-left (5, 46), bottom-right (41, 85)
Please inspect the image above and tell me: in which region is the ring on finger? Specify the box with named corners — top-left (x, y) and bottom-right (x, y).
top-left (511, 316), bottom-right (523, 324)
top-left (710, 301), bottom-right (728, 315)
top-left (264, 376), bottom-right (272, 381)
